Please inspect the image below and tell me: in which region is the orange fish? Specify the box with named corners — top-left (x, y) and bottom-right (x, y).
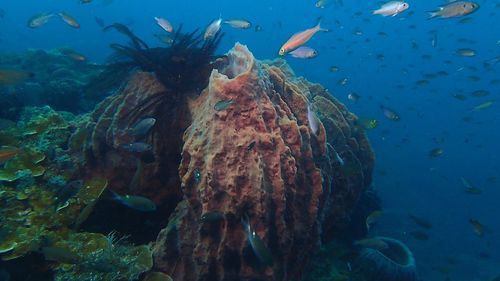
top-left (59, 49), bottom-right (86, 61)
top-left (58, 12), bottom-right (80, 28)
top-left (278, 22), bottom-right (328, 56)
top-left (0, 69), bottom-right (34, 85)
top-left (0, 146), bottom-right (20, 164)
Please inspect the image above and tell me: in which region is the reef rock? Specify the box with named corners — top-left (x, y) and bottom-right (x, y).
top-left (152, 43), bottom-right (374, 281)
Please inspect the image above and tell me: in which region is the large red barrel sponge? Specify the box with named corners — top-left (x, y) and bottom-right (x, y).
top-left (153, 43), bottom-right (374, 281)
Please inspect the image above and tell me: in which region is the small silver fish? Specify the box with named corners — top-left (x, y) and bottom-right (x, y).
top-left (307, 106), bottom-right (319, 135)
top-left (214, 99), bottom-right (234, 111)
top-left (373, 1), bottom-right (410, 17)
top-left (241, 215), bottom-right (273, 266)
top-left (120, 142), bottom-right (152, 153)
top-left (348, 92), bottom-right (360, 102)
top-left (380, 105), bottom-right (400, 121)
top-left (112, 192), bottom-right (156, 212)
top-left (200, 211), bottom-right (224, 223)
top-left (131, 117), bottom-right (156, 138)
top-left (289, 46), bottom-right (318, 59)
top-left (27, 12), bottom-right (54, 28)
top-left (223, 19), bottom-right (251, 29)
top-left (154, 16), bottom-right (173, 32)
top-left (204, 17), bottom-right (222, 40)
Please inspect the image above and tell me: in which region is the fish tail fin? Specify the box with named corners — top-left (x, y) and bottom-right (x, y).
top-left (317, 22), bottom-right (329, 32)
top-left (426, 11), bottom-right (438, 19)
top-left (240, 213), bottom-right (251, 233)
top-left (110, 190), bottom-right (121, 202)
top-left (314, 17), bottom-right (329, 32)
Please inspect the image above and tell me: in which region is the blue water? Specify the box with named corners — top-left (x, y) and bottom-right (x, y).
top-left (1, 0), bottom-right (499, 280)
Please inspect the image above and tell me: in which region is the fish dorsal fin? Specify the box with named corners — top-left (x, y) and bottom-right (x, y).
top-left (381, 1), bottom-right (399, 8)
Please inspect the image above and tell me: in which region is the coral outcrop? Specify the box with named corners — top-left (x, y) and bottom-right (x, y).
top-left (150, 43), bottom-right (374, 281)
top-left (0, 49), bottom-right (105, 117)
top-left (68, 42), bottom-right (373, 281)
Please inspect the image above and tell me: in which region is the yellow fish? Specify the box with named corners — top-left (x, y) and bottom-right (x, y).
top-left (472, 100), bottom-right (495, 111)
top-left (0, 146), bottom-right (20, 164)
top-left (354, 238), bottom-right (388, 250)
top-left (366, 210), bottom-right (383, 231)
top-left (469, 219), bottom-right (484, 237)
top-left (428, 1), bottom-right (479, 19)
top-left (0, 69), bottom-right (34, 85)
top-left (58, 12), bottom-right (80, 28)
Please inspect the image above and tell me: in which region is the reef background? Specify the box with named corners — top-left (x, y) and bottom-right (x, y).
top-left (1, 0), bottom-right (499, 281)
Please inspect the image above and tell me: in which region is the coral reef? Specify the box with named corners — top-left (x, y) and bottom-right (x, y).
top-left (149, 43), bottom-right (374, 281)
top-left (0, 106), bottom-right (153, 281)
top-left (65, 41), bottom-right (373, 280)
top-left (0, 49), bottom-right (105, 118)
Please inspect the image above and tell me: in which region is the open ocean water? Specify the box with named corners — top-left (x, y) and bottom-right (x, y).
top-left (0, 1), bottom-right (499, 281)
